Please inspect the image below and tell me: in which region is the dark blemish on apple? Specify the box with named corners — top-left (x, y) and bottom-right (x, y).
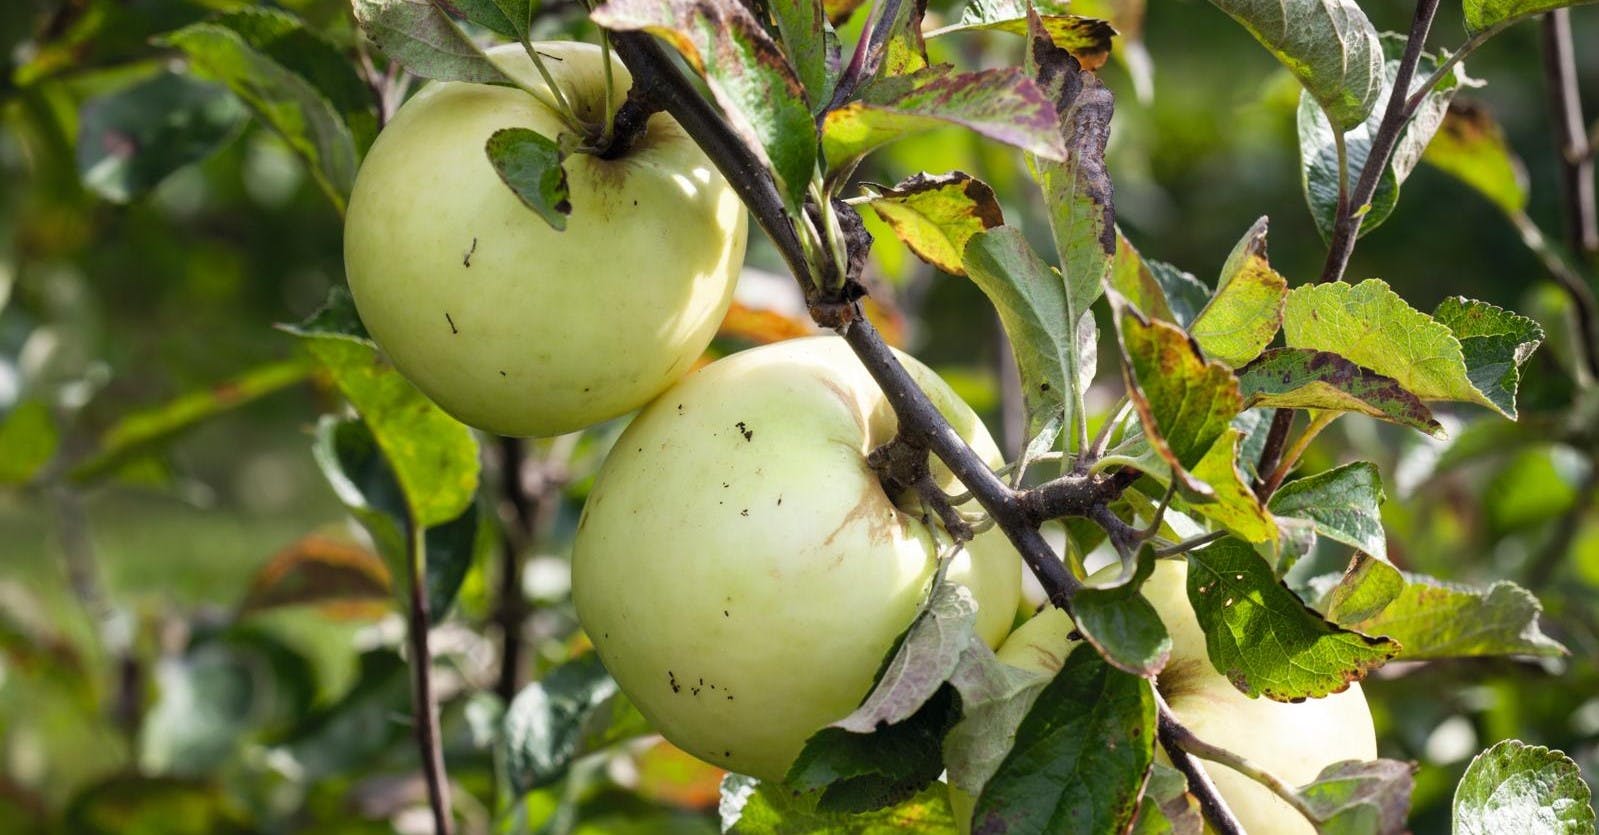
top-left (691, 686), bottom-right (700, 696)
top-left (777, 496), bottom-right (782, 505)
top-left (736, 421), bottom-right (753, 441)
top-left (445, 312), bottom-right (458, 334)
top-left (668, 670), bottom-right (680, 693)
top-left (722, 482), bottom-right (729, 488)
top-left (740, 508), bottom-right (749, 516)
top-left (463, 237), bottom-right (477, 267)
top-left (723, 610), bottom-right (729, 617)
top-left (1040, 381), bottom-right (1051, 392)
top-left (499, 370), bottom-right (507, 377)
top-left (677, 403), bottom-right (684, 413)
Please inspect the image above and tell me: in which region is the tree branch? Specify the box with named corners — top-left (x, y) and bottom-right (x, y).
top-left (1156, 692), bottom-right (1246, 835)
top-left (1318, 0), bottom-right (1443, 284)
top-left (1162, 696), bottom-right (1322, 826)
top-left (1541, 8), bottom-right (1599, 266)
top-left (407, 524), bottom-right (454, 835)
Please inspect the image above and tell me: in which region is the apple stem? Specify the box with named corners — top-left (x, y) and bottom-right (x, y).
top-left (600, 31), bottom-right (618, 143)
top-left (1156, 693), bottom-right (1248, 835)
top-left (1159, 693), bottom-right (1326, 827)
top-left (517, 37), bottom-right (585, 133)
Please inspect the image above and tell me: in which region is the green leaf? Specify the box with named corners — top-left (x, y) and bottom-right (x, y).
top-left (770, 0), bottom-right (828, 106)
top-left (450, 0), bottom-right (523, 39)
top-left (1208, 0), bottom-right (1382, 129)
top-left (1296, 759), bottom-right (1416, 835)
top-left (1237, 348), bottom-right (1443, 436)
top-left (720, 775), bottom-right (957, 834)
top-left (1129, 762), bottom-right (1203, 835)
top-left (485, 127), bottom-right (571, 230)
top-left (1071, 546), bottom-right (1172, 677)
top-left (1313, 552), bottom-right (1406, 625)
top-left (503, 653), bottom-right (622, 793)
top-left (821, 65), bottom-right (1068, 170)
top-left (1453, 740), bottom-right (1596, 833)
top-left (935, 2), bottom-right (1116, 70)
top-left (1110, 230), bottom-right (1180, 325)
top-left (1186, 537), bottom-right (1398, 700)
top-left (1187, 428), bottom-right (1277, 545)
top-left (1267, 461), bottom-right (1387, 560)
top-left (63, 776), bottom-right (250, 835)
top-left (942, 649), bottom-right (1052, 798)
top-left (972, 644), bottom-right (1155, 835)
top-left (1115, 306), bottom-right (1242, 498)
top-left (1297, 43), bottom-right (1464, 240)
top-left (594, 0), bottom-right (816, 208)
top-left (159, 22), bottom-right (359, 211)
top-left (1026, 14), bottom-right (1115, 386)
top-left (964, 227), bottom-right (1088, 442)
top-left (352, 0), bottom-right (514, 84)
top-left (1188, 217), bottom-right (1287, 367)
top-left (831, 584), bottom-right (982, 734)
top-left (1282, 279), bottom-right (1499, 414)
top-left (68, 358), bottom-right (313, 485)
top-left (0, 399), bottom-right (58, 486)
top-left (1432, 297), bottom-right (1544, 420)
top-left (1336, 574), bottom-right (1566, 660)
top-left (1422, 101), bottom-right (1529, 216)
top-left (787, 686), bottom-right (957, 814)
top-left (1463, 0), bottom-right (1599, 35)
top-left (76, 71), bottom-right (248, 203)
top-left (863, 172), bottom-right (1005, 276)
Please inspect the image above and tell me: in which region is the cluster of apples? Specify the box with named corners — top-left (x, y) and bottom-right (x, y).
top-left (342, 42), bottom-right (1373, 832)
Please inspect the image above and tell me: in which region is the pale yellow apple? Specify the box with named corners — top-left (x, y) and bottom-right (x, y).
top-left (344, 41), bottom-right (747, 437)
top-left (571, 337), bottom-right (1022, 782)
top-left (978, 559), bottom-right (1377, 834)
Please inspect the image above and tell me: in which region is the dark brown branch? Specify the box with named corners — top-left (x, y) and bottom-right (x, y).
top-left (1254, 409), bottom-right (1294, 497)
top-left (407, 526), bottom-right (454, 835)
top-left (592, 88), bottom-right (661, 160)
top-left (1541, 9), bottom-right (1598, 265)
top-left (1157, 692), bottom-right (1246, 835)
top-left (495, 437), bottom-right (532, 704)
top-left (1318, 0), bottom-right (1443, 284)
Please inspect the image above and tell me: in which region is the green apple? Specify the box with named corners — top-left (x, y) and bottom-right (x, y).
top-left (343, 41), bottom-right (747, 437)
top-left (571, 336), bottom-right (1023, 782)
top-left (980, 559), bottom-right (1377, 834)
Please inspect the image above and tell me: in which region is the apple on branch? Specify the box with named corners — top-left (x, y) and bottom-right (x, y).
top-left (571, 336), bottom-right (1022, 782)
top-left (343, 41), bottom-right (748, 437)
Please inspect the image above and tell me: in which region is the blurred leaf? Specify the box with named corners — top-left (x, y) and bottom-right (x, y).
top-left (632, 740), bottom-right (727, 810)
top-left (1297, 44), bottom-right (1462, 240)
top-left (787, 686), bottom-right (957, 813)
top-left (69, 358), bottom-right (313, 485)
top-left (1071, 546), bottom-right (1172, 677)
top-left (160, 21), bottom-right (360, 211)
top-left (1186, 537), bottom-right (1398, 700)
top-left (486, 127), bottom-right (571, 230)
top-left (64, 776), bottom-right (250, 835)
top-left (1295, 759), bottom-right (1415, 835)
top-left (964, 227), bottom-right (1090, 441)
top-left (1484, 449), bottom-right (1579, 533)
top-left (1237, 348), bottom-right (1443, 436)
top-left (353, 0), bottom-right (513, 83)
top-left (1422, 100), bottom-right (1528, 216)
top-left (1337, 574), bottom-right (1566, 660)
top-left (1452, 740), bottom-right (1595, 832)
top-left (935, 3), bottom-right (1115, 70)
top-left (720, 775), bottom-right (956, 833)
top-left (504, 653), bottom-right (623, 793)
top-left (1283, 280), bottom-right (1502, 415)
top-left (423, 495), bottom-right (486, 617)
top-left (1268, 461), bottom-right (1387, 560)
top-left (770, 0), bottom-right (828, 106)
top-left (76, 70), bottom-right (248, 203)
top-left (1432, 297), bottom-right (1543, 420)
top-left (1129, 762), bottom-right (1202, 835)
top-left (1209, 0), bottom-right (1382, 129)
top-left (240, 533), bottom-right (392, 615)
top-left (1115, 306), bottom-right (1241, 498)
top-left (972, 643), bottom-right (1154, 835)
top-left (1462, 0), bottom-right (1599, 34)
top-left (0, 398), bottom-right (57, 485)
top-left (594, 0), bottom-right (815, 208)
top-left (282, 649), bottom-right (412, 779)
top-left (716, 301), bottom-right (817, 344)
top-left (822, 66), bottom-right (1066, 171)
top-left (1313, 552), bottom-right (1406, 625)
top-left (1188, 217), bottom-right (1287, 367)
top-left (863, 172), bottom-right (1005, 276)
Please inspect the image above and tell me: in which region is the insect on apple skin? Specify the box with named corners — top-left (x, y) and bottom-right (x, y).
top-left (343, 41), bottom-right (747, 438)
top-left (572, 337), bottom-right (1023, 783)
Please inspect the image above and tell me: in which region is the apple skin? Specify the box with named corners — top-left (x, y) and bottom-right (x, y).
top-left (571, 337), bottom-right (1022, 782)
top-left (344, 41), bottom-right (747, 437)
top-left (977, 559), bottom-right (1377, 834)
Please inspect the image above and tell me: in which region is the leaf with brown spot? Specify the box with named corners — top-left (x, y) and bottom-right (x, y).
top-left (863, 172), bottom-right (1004, 276)
top-left (1188, 217), bottom-right (1287, 367)
top-left (1186, 537), bottom-right (1399, 701)
top-left (593, 0), bottom-right (816, 208)
top-left (241, 533), bottom-right (392, 615)
top-left (1422, 100), bottom-right (1529, 217)
top-left (1237, 348), bottom-right (1443, 436)
top-left (931, 0), bottom-right (1115, 70)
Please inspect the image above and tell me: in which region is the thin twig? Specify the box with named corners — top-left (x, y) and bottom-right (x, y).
top-left (1253, 409), bottom-right (1294, 495)
top-left (1405, 25), bottom-right (1502, 114)
top-left (1156, 692), bottom-right (1246, 835)
top-left (1541, 9), bottom-right (1598, 265)
top-left (1319, 0), bottom-right (1443, 284)
top-left (1163, 698), bottom-right (1323, 825)
top-left (495, 437), bottom-right (532, 704)
top-left (1510, 213), bottom-right (1599, 382)
top-left (407, 523), bottom-right (454, 835)
top-left (1154, 530), bottom-right (1226, 558)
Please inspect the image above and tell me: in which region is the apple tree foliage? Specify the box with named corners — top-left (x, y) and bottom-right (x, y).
top-left (1, 0), bottom-right (1598, 832)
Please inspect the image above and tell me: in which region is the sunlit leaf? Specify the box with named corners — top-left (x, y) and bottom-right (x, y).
top-left (353, 0), bottom-right (513, 84)
top-left (1237, 348), bottom-right (1443, 436)
top-left (934, 1), bottom-right (1115, 70)
top-left (1296, 759), bottom-right (1415, 834)
top-left (1462, 0), bottom-right (1599, 35)
top-left (0, 398), bottom-right (57, 485)
top-left (720, 775), bottom-right (957, 833)
top-left (1188, 217), bottom-right (1287, 367)
top-left (863, 172), bottom-right (1005, 276)
top-left (1208, 0), bottom-right (1383, 129)
top-left (1432, 297), bottom-right (1544, 420)
top-left (1336, 574), bottom-right (1566, 660)
top-left (1267, 462), bottom-right (1387, 560)
top-left (1422, 100), bottom-right (1528, 216)
top-left (1453, 740), bottom-right (1595, 833)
